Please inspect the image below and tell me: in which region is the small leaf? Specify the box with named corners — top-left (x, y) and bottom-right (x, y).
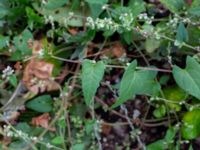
top-left (51, 136), bottom-right (64, 145)
top-left (147, 139), bottom-right (165, 150)
top-left (8, 74), bottom-right (18, 87)
top-left (163, 86), bottom-right (188, 111)
top-left (172, 56), bottom-right (200, 100)
top-left (145, 38), bottom-right (160, 53)
top-left (81, 60), bottom-right (105, 106)
top-left (26, 95), bottom-right (53, 112)
top-left (181, 109), bottom-right (200, 139)
top-left (189, 144), bottom-right (194, 150)
top-left (72, 143), bottom-right (85, 150)
top-left (164, 127), bottom-right (178, 144)
top-left (153, 105), bottom-right (166, 118)
top-left (0, 35), bottom-right (9, 49)
top-left (176, 23), bottom-right (189, 43)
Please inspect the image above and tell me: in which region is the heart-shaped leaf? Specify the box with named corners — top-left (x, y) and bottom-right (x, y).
top-left (173, 56), bottom-right (200, 100)
top-left (81, 60), bottom-right (105, 106)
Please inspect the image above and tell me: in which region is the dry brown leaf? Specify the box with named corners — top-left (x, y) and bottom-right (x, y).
top-left (31, 113), bottom-right (55, 131)
top-left (101, 123), bottom-right (112, 135)
top-left (111, 42), bottom-right (126, 58)
top-left (14, 62), bottom-right (22, 72)
top-left (102, 42), bottom-right (126, 58)
top-left (22, 40), bottom-right (60, 94)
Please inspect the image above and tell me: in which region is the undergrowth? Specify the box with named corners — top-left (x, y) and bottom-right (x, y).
top-left (0, 0), bottom-right (200, 150)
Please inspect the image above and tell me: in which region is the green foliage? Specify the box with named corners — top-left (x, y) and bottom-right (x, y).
top-left (112, 60), bottom-right (160, 108)
top-left (159, 0), bottom-right (185, 13)
top-left (1, 0), bottom-right (200, 149)
top-left (181, 109), bottom-right (200, 139)
top-left (81, 60), bottom-right (105, 106)
top-left (173, 56), bottom-right (200, 100)
top-left (176, 22), bottom-right (189, 43)
top-left (86, 0), bottom-right (108, 19)
top-left (163, 86), bottom-right (188, 111)
top-left (26, 95), bottom-right (53, 112)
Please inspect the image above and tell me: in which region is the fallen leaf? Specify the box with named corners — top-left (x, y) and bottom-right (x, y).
top-left (111, 42), bottom-right (126, 58)
top-left (14, 62), bottom-right (22, 72)
top-left (101, 123), bottom-right (112, 135)
top-left (103, 42), bottom-right (126, 58)
top-left (23, 59), bottom-right (59, 94)
top-left (31, 113), bottom-right (55, 131)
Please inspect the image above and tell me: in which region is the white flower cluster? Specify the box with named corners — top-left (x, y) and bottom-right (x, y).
top-left (119, 13), bottom-right (134, 31)
top-left (167, 15), bottom-right (179, 28)
top-left (86, 17), bottom-right (119, 31)
top-left (2, 66), bottom-right (14, 79)
top-left (138, 13), bottom-right (154, 24)
top-left (3, 125), bottom-right (54, 149)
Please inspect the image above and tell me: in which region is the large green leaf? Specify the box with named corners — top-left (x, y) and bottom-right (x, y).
top-left (159, 0), bottom-right (184, 13)
top-left (173, 56), bottom-right (200, 99)
top-left (26, 95), bottom-right (53, 112)
top-left (81, 60), bottom-right (105, 106)
top-left (112, 61), bottom-right (160, 108)
top-left (85, 0), bottom-right (108, 19)
top-left (181, 109), bottom-right (200, 139)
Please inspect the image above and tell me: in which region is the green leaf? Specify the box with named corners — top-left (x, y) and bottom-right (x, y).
top-left (153, 105), bottom-right (166, 118)
top-left (72, 143), bottom-right (85, 150)
top-left (26, 95), bottom-right (53, 112)
top-left (176, 23), bottom-right (189, 43)
top-left (33, 3), bottom-right (84, 27)
top-left (189, 144), bottom-right (194, 150)
top-left (172, 56), bottom-right (200, 100)
top-left (164, 127), bottom-right (178, 144)
top-left (85, 0), bottom-right (108, 19)
top-left (147, 139), bottom-right (165, 150)
top-left (51, 136), bottom-right (64, 145)
top-left (163, 86), bottom-right (188, 111)
top-left (181, 109), bottom-right (200, 139)
top-left (45, 0), bottom-right (68, 10)
top-left (8, 74), bottom-right (18, 87)
top-left (145, 38), bottom-right (160, 53)
top-left (81, 60), bottom-right (105, 106)
top-left (112, 61), bottom-right (160, 108)
top-left (0, 35), bottom-right (9, 49)
top-left (159, 0), bottom-right (184, 13)
top-left (128, 0), bottom-right (145, 17)
top-left (13, 29), bottom-right (33, 56)
top-left (188, 7), bottom-right (200, 16)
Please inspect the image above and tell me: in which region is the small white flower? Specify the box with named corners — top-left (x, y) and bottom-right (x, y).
top-left (46, 143), bottom-right (53, 149)
top-left (2, 66), bottom-right (14, 79)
